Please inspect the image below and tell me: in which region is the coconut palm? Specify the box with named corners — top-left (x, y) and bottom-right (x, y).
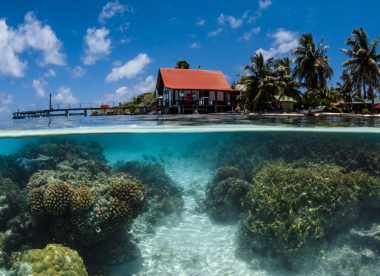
top-left (274, 57), bottom-right (301, 102)
top-left (175, 60), bottom-right (190, 69)
top-left (243, 52), bottom-right (275, 110)
top-left (341, 28), bottom-right (380, 113)
top-left (336, 70), bottom-right (355, 102)
top-left (293, 33), bottom-right (333, 90)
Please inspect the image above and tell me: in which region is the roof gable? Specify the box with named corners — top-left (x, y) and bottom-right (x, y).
top-left (159, 68), bottom-right (237, 91)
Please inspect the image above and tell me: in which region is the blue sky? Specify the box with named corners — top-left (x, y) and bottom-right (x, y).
top-left (0, 0), bottom-right (378, 116)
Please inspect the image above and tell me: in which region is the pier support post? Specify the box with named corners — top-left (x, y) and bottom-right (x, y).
top-left (84, 109), bottom-right (87, 116)
top-left (65, 110), bottom-right (69, 117)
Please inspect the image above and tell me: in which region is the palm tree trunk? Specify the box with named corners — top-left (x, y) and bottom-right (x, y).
top-left (369, 83), bottom-right (375, 114)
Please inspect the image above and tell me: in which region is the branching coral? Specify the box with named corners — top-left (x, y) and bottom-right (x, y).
top-left (71, 188), bottom-right (95, 213)
top-left (0, 176), bottom-right (24, 229)
top-left (26, 170), bottom-right (146, 246)
top-left (205, 167), bottom-right (250, 221)
top-left (43, 179), bottom-right (74, 216)
top-left (115, 161), bottom-right (183, 224)
top-left (239, 161), bottom-right (377, 265)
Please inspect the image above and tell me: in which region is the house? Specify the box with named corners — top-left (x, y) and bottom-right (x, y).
top-left (155, 68), bottom-right (239, 114)
top-left (274, 95), bottom-right (297, 112)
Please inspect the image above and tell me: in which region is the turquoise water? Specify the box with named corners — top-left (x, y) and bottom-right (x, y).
top-left (0, 119), bottom-right (380, 275)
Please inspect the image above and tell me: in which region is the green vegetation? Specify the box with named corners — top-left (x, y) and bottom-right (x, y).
top-left (117, 92), bottom-right (157, 114)
top-left (239, 162), bottom-right (376, 266)
top-left (175, 59), bottom-right (190, 69)
top-left (237, 27), bottom-right (380, 113)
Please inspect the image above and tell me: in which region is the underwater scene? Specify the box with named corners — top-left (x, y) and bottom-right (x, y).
top-left (0, 128), bottom-right (379, 275)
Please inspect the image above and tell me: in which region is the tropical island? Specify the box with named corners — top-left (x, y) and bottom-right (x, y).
top-left (90, 27), bottom-right (380, 116)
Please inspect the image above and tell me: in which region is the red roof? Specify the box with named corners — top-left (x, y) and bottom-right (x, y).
top-left (159, 68), bottom-right (238, 92)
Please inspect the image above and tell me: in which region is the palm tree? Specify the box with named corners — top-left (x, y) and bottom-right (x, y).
top-left (341, 28), bottom-right (380, 113)
top-left (243, 52), bottom-right (274, 110)
top-left (274, 57), bottom-right (301, 102)
top-left (336, 70), bottom-right (355, 102)
top-left (293, 33), bottom-right (333, 91)
top-left (175, 60), bottom-right (190, 69)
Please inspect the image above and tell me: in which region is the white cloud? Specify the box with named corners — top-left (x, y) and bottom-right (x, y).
top-left (0, 92), bottom-right (13, 113)
top-left (71, 66), bottom-right (86, 78)
top-left (190, 42), bottom-right (202, 49)
top-left (32, 79), bottom-right (47, 98)
top-left (19, 12), bottom-right (65, 66)
top-left (133, 75), bottom-right (156, 94)
top-left (52, 86), bottom-right (78, 104)
top-left (0, 12), bottom-right (65, 77)
top-left (99, 0), bottom-right (130, 24)
top-left (256, 29), bottom-right (298, 60)
top-left (196, 18), bottom-right (206, 26)
top-left (105, 53), bottom-right (151, 82)
top-left (105, 75), bottom-right (156, 103)
top-left (248, 0), bottom-right (273, 23)
top-left (0, 20), bottom-right (26, 77)
top-left (82, 27), bottom-right (111, 65)
top-left (44, 68), bottom-right (56, 78)
top-left (259, 0), bottom-right (272, 10)
top-left (240, 27), bottom-right (261, 41)
top-left (217, 14), bottom-right (243, 29)
top-left (208, 28), bottom-right (224, 37)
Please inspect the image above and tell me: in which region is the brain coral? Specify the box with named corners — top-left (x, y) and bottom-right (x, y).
top-left (12, 243), bottom-right (88, 275)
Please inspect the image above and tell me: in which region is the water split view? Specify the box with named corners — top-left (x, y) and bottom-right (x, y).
top-left (0, 118), bottom-right (380, 275)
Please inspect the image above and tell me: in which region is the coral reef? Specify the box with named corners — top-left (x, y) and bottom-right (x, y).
top-left (26, 171), bottom-right (146, 246)
top-left (205, 166), bottom-right (250, 221)
top-left (11, 243), bottom-right (87, 275)
top-left (116, 161), bottom-right (184, 225)
top-left (0, 176), bottom-right (25, 230)
top-left (211, 132), bottom-right (380, 178)
top-left (238, 161), bottom-right (377, 267)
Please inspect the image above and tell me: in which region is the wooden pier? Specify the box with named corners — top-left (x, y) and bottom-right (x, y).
top-left (12, 107), bottom-right (113, 119)
top-left (12, 95), bottom-right (118, 119)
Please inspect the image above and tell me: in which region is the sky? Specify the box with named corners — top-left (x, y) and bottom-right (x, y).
top-left (0, 0), bottom-right (379, 117)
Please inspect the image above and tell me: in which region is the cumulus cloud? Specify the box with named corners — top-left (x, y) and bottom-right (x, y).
top-left (0, 92), bottom-right (13, 113)
top-left (71, 66), bottom-right (86, 78)
top-left (44, 68), bottom-right (56, 78)
top-left (32, 79), bottom-right (47, 98)
top-left (196, 18), bottom-right (206, 27)
top-left (20, 12), bottom-right (65, 66)
top-left (256, 29), bottom-right (298, 60)
top-left (0, 12), bottom-right (65, 77)
top-left (105, 53), bottom-right (151, 82)
top-left (208, 28), bottom-right (225, 37)
top-left (52, 87), bottom-right (78, 104)
top-left (99, 0), bottom-right (131, 24)
top-left (105, 75), bottom-right (156, 103)
top-left (259, 0), bottom-right (272, 10)
top-left (133, 75), bottom-right (156, 94)
top-left (217, 13), bottom-right (245, 29)
top-left (82, 27), bottom-right (111, 65)
top-left (240, 27), bottom-right (261, 41)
